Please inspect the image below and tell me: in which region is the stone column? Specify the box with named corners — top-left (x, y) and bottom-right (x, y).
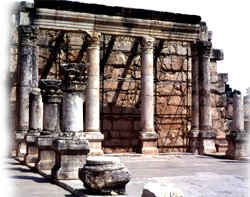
top-left (15, 25), bottom-right (39, 159)
top-left (35, 79), bottom-right (62, 171)
top-left (24, 88), bottom-right (43, 164)
top-left (197, 41), bottom-right (217, 154)
top-left (187, 42), bottom-right (200, 153)
top-left (138, 37), bottom-right (159, 155)
top-left (51, 63), bottom-right (90, 180)
top-left (226, 94), bottom-right (249, 159)
top-left (85, 31), bottom-right (104, 155)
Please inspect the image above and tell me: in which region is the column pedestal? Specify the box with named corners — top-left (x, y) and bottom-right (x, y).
top-left (138, 132), bottom-right (159, 155)
top-left (52, 63), bottom-right (90, 180)
top-left (187, 130), bottom-right (199, 153)
top-left (24, 132), bottom-right (40, 163)
top-left (199, 131), bottom-right (217, 154)
top-left (226, 130), bottom-right (249, 159)
top-left (86, 131), bottom-right (104, 156)
top-left (51, 133), bottom-right (90, 180)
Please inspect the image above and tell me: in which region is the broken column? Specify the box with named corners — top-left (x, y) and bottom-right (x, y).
top-left (138, 37), bottom-right (159, 155)
top-left (187, 42), bottom-right (200, 153)
top-left (35, 79), bottom-right (62, 171)
top-left (51, 63), bottom-right (90, 180)
top-left (85, 31), bottom-right (104, 156)
top-left (79, 157), bottom-right (130, 194)
top-left (24, 88), bottom-right (43, 164)
top-left (198, 40), bottom-right (217, 154)
top-left (15, 25), bottom-right (39, 159)
top-left (226, 93), bottom-right (249, 159)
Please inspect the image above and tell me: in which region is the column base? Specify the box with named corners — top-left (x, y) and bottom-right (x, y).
top-left (186, 130), bottom-right (199, 153)
top-left (51, 133), bottom-right (90, 180)
top-left (86, 132), bottom-right (104, 156)
top-left (226, 130), bottom-right (249, 159)
top-left (137, 132), bottom-right (159, 155)
top-left (35, 134), bottom-right (58, 171)
top-left (15, 131), bottom-right (27, 159)
top-left (24, 132), bottom-right (40, 164)
top-left (199, 130), bottom-right (217, 155)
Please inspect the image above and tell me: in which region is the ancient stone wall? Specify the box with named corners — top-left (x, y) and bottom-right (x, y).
top-left (10, 3), bottom-right (229, 154)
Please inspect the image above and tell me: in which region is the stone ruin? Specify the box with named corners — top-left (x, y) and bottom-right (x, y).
top-left (8, 0), bottom-right (249, 194)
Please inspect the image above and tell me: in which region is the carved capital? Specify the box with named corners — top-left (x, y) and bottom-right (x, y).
top-left (140, 36), bottom-right (155, 52)
top-left (59, 63), bottom-right (88, 91)
top-left (86, 31), bottom-right (101, 48)
top-left (18, 25), bottom-right (39, 45)
top-left (39, 79), bottom-right (62, 103)
top-left (197, 41), bottom-right (212, 57)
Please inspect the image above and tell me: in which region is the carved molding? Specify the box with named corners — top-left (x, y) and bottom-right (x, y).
top-left (59, 63), bottom-right (88, 91)
top-left (19, 25), bottom-right (39, 45)
top-left (39, 79), bottom-right (62, 103)
top-left (86, 31), bottom-right (101, 48)
top-left (140, 37), bottom-right (155, 52)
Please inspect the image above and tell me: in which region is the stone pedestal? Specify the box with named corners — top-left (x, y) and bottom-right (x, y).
top-left (35, 79), bottom-right (62, 171)
top-left (197, 41), bottom-right (216, 154)
top-left (24, 88), bottom-right (43, 164)
top-left (187, 43), bottom-right (200, 153)
top-left (51, 63), bottom-right (90, 180)
top-left (138, 36), bottom-right (158, 155)
top-left (85, 31), bottom-right (104, 156)
top-left (79, 157), bottom-right (130, 194)
top-left (15, 25), bottom-right (39, 159)
top-left (226, 94), bottom-right (249, 159)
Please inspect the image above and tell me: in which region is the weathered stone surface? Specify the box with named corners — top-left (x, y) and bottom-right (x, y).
top-left (78, 157), bottom-right (130, 194)
top-left (211, 82), bottom-right (225, 94)
top-left (141, 182), bottom-right (184, 197)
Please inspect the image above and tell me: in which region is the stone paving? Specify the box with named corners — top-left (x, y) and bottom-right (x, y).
top-left (2, 153), bottom-right (250, 197)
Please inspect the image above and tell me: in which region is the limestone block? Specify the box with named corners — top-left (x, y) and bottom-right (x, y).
top-left (79, 157), bottom-right (130, 194)
top-left (218, 73), bottom-right (228, 83)
top-left (134, 121), bottom-right (141, 131)
top-left (161, 46), bottom-right (176, 54)
top-left (141, 182), bottom-right (184, 197)
top-left (107, 53), bottom-right (126, 67)
top-left (167, 96), bottom-right (183, 105)
top-left (176, 45), bottom-right (187, 55)
top-left (210, 49), bottom-right (224, 60)
top-left (210, 73), bottom-right (218, 83)
top-left (113, 41), bottom-right (132, 51)
top-left (211, 82), bottom-right (225, 94)
top-left (158, 57), bottom-right (189, 72)
top-left (211, 94), bottom-right (227, 107)
top-left (224, 120), bottom-right (233, 131)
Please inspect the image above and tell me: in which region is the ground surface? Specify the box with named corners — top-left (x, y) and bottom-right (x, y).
top-left (2, 153), bottom-right (250, 197)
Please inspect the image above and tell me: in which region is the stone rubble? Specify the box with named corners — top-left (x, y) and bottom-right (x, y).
top-left (141, 182), bottom-right (184, 197)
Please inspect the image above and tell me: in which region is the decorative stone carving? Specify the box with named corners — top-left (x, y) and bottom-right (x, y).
top-left (78, 157), bottom-right (130, 194)
top-left (140, 36), bottom-right (155, 52)
top-left (226, 94), bottom-right (249, 159)
top-left (35, 79), bottom-right (62, 171)
top-left (86, 31), bottom-right (101, 48)
top-left (52, 63), bottom-right (90, 180)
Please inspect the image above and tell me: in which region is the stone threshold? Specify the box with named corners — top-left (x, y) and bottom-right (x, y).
top-left (204, 153), bottom-right (250, 161)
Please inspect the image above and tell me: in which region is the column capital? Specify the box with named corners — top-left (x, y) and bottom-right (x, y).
top-left (197, 41), bottom-right (212, 57)
top-left (59, 63), bottom-right (88, 91)
top-left (39, 79), bottom-right (62, 103)
top-left (140, 36), bottom-right (155, 52)
top-left (18, 25), bottom-right (39, 45)
top-left (86, 31), bottom-right (101, 48)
